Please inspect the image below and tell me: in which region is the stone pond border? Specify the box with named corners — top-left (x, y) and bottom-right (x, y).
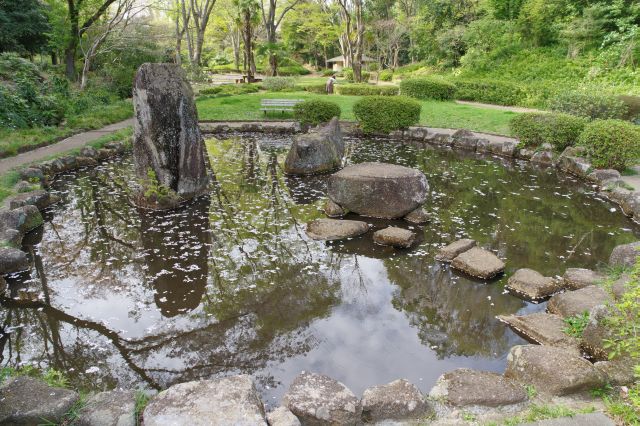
top-left (0, 121), bottom-right (636, 424)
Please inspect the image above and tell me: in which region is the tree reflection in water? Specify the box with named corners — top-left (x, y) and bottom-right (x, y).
top-left (1, 133), bottom-right (639, 401)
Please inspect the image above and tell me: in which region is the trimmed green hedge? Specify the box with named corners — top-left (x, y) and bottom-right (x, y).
top-left (454, 79), bottom-right (525, 106)
top-left (343, 68), bottom-right (371, 82)
top-left (299, 83), bottom-right (327, 94)
top-left (549, 92), bottom-right (628, 120)
top-left (353, 96), bottom-right (421, 134)
top-left (293, 99), bottom-right (341, 126)
top-left (400, 77), bottom-right (456, 101)
top-left (335, 84), bottom-right (399, 96)
top-left (578, 119), bottom-right (640, 171)
top-left (511, 113), bottom-right (587, 150)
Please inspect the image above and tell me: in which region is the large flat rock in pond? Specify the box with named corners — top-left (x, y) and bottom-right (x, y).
top-left (327, 162), bottom-right (429, 219)
top-left (76, 390), bottom-right (136, 426)
top-left (428, 369), bottom-right (527, 408)
top-left (0, 376), bottom-right (79, 424)
top-left (435, 239), bottom-right (476, 262)
top-left (497, 312), bottom-right (580, 355)
top-left (609, 241), bottom-right (640, 268)
top-left (521, 412), bottom-right (615, 426)
top-left (451, 247), bottom-right (505, 279)
top-left (563, 268), bottom-right (605, 290)
top-left (306, 218), bottom-right (369, 241)
top-left (282, 372), bottom-right (361, 425)
top-left (285, 117), bottom-right (344, 175)
top-left (547, 286), bottom-right (610, 318)
top-left (361, 379), bottom-right (433, 423)
top-left (506, 268), bottom-right (561, 301)
top-left (373, 227), bottom-right (416, 248)
top-left (143, 375), bottom-right (266, 426)
top-left (504, 345), bottom-right (606, 396)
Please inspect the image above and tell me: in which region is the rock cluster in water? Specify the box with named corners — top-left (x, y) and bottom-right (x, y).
top-left (437, 239), bottom-right (505, 279)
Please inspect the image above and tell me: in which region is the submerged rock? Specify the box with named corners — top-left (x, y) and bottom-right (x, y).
top-left (282, 372), bottom-right (361, 425)
top-left (504, 345), bottom-right (606, 396)
top-left (435, 239), bottom-right (476, 262)
top-left (506, 268), bottom-right (561, 301)
top-left (266, 407), bottom-right (300, 426)
top-left (0, 376), bottom-right (79, 425)
top-left (327, 162), bottom-right (428, 219)
top-left (373, 226), bottom-right (416, 248)
top-left (562, 268), bottom-right (605, 290)
top-left (429, 369), bottom-right (527, 408)
top-left (76, 390), bottom-right (136, 426)
top-left (306, 218), bottom-right (369, 241)
top-left (451, 247), bottom-right (505, 279)
top-left (143, 375), bottom-right (266, 426)
top-left (0, 247), bottom-right (30, 275)
top-left (609, 241), bottom-right (640, 268)
top-left (497, 312), bottom-right (580, 355)
top-left (404, 206), bottom-right (430, 224)
top-left (361, 379), bottom-right (433, 422)
top-left (285, 117), bottom-right (344, 175)
top-left (133, 63), bottom-right (209, 200)
top-left (547, 286), bottom-right (610, 318)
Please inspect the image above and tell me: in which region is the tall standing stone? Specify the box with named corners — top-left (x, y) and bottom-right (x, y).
top-left (133, 63), bottom-right (209, 199)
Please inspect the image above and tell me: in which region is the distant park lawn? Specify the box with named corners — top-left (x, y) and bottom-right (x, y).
top-left (196, 91), bottom-right (518, 136)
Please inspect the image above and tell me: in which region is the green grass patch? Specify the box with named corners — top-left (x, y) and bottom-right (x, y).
top-left (490, 404), bottom-right (596, 426)
top-left (196, 91), bottom-right (516, 135)
top-left (563, 311), bottom-right (590, 337)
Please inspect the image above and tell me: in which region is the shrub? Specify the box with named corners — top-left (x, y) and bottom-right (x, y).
top-left (618, 95), bottom-right (640, 123)
top-left (578, 119), bottom-right (640, 170)
top-left (262, 76), bottom-right (297, 92)
top-left (379, 69), bottom-right (393, 82)
top-left (510, 113), bottom-right (587, 150)
top-left (321, 69), bottom-right (334, 76)
top-left (293, 99), bottom-right (341, 126)
top-left (199, 87), bottom-right (222, 96)
top-left (454, 79), bottom-right (525, 106)
top-left (218, 84), bottom-right (260, 96)
top-left (400, 77), bottom-right (456, 101)
top-left (549, 92), bottom-right (628, 120)
top-left (335, 84), bottom-right (399, 96)
top-left (353, 96), bottom-right (421, 134)
top-left (300, 83), bottom-right (327, 94)
top-left (343, 68), bottom-right (371, 82)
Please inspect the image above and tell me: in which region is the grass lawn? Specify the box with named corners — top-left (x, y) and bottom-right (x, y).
top-left (196, 91), bottom-right (518, 136)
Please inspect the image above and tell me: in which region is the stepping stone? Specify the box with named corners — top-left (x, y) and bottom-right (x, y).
top-left (266, 406), bottom-right (300, 426)
top-left (373, 227), bottom-right (416, 248)
top-left (323, 199), bottom-right (346, 218)
top-left (283, 372), bottom-right (361, 425)
top-left (143, 375), bottom-right (266, 426)
top-left (563, 268), bottom-right (605, 290)
top-left (504, 345), bottom-right (606, 396)
top-left (497, 312), bottom-right (580, 355)
top-left (428, 369), bottom-right (527, 408)
top-left (435, 239), bottom-right (476, 262)
top-left (609, 241), bottom-right (640, 268)
top-left (404, 206), bottom-right (429, 224)
top-left (506, 268), bottom-right (561, 301)
top-left (521, 412), bottom-right (615, 426)
top-left (547, 286), bottom-right (610, 318)
top-left (76, 390), bottom-right (136, 426)
top-left (361, 379), bottom-right (433, 423)
top-left (451, 247), bottom-right (505, 279)
top-left (306, 218), bottom-right (369, 241)
top-left (0, 376), bottom-right (79, 425)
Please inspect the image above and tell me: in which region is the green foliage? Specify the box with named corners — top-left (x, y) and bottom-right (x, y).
top-left (400, 77), bottom-right (456, 101)
top-left (135, 390), bottom-right (151, 426)
top-left (563, 311), bottom-right (590, 337)
top-left (549, 91), bottom-right (629, 120)
top-left (490, 0), bottom-right (526, 20)
top-left (510, 113), bottom-right (587, 150)
top-left (353, 96), bottom-right (421, 134)
top-left (618, 95), bottom-right (640, 122)
top-left (501, 404), bottom-right (594, 426)
top-left (578, 119), bottom-right (640, 171)
top-left (300, 83), bottom-right (327, 94)
top-left (199, 87), bottom-right (223, 96)
top-left (379, 69), bottom-right (394, 81)
top-left (1, 365), bottom-right (69, 388)
top-left (454, 79), bottom-right (525, 106)
top-left (604, 387), bottom-right (640, 426)
top-left (335, 84), bottom-right (399, 96)
top-left (293, 99), bottom-right (340, 126)
top-left (0, 0), bottom-right (50, 54)
top-left (343, 68), bottom-right (371, 82)
top-left (142, 169), bottom-right (173, 202)
top-left (261, 76), bottom-right (297, 92)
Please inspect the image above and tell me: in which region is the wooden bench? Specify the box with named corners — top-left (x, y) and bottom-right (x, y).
top-left (260, 99), bottom-right (304, 114)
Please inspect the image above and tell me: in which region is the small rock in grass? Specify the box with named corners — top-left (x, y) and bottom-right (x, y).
top-left (506, 268), bottom-right (561, 301)
top-left (306, 218), bottom-right (369, 241)
top-left (562, 268), bottom-right (605, 290)
top-left (373, 226), bottom-right (416, 248)
top-left (362, 379), bottom-right (433, 422)
top-left (435, 239), bottom-right (476, 262)
top-left (594, 358), bottom-right (637, 387)
top-left (451, 247), bottom-right (505, 279)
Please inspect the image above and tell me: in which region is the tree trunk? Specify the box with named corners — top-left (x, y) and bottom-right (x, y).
top-left (352, 0), bottom-right (364, 82)
top-left (65, 47), bottom-right (76, 80)
top-left (243, 10), bottom-right (253, 80)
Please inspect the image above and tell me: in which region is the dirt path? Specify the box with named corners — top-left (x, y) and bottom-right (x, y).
top-left (0, 119), bottom-right (133, 175)
top-left (455, 100), bottom-right (544, 114)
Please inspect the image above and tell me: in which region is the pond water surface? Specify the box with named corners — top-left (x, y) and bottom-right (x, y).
top-left (1, 134), bottom-right (639, 405)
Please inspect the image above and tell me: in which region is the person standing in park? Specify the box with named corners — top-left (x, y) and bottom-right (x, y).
top-left (326, 74), bottom-right (337, 94)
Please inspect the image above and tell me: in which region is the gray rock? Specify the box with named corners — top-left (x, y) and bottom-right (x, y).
top-left (81, 146), bottom-right (99, 158)
top-left (143, 375), bottom-right (266, 426)
top-left (373, 227), bottom-right (416, 248)
top-left (530, 150), bottom-right (554, 166)
top-left (452, 130), bottom-right (478, 151)
top-left (497, 312), bottom-right (581, 355)
top-left (426, 133), bottom-right (452, 146)
top-left (504, 345), bottom-right (606, 396)
top-left (429, 369), bottom-right (527, 408)
top-left (517, 148), bottom-right (535, 160)
top-left (487, 140), bottom-right (518, 157)
top-left (97, 148), bottom-right (116, 160)
top-left (0, 376), bottom-right (79, 425)
top-left (361, 379), bottom-right (432, 422)
top-left (0, 205), bottom-right (43, 235)
top-left (285, 118), bottom-right (344, 175)
top-left (556, 148), bottom-right (591, 178)
top-left (105, 141), bottom-right (127, 154)
top-left (451, 247), bottom-right (505, 279)
top-left (14, 180), bottom-right (35, 193)
top-left (435, 239), bottom-right (477, 262)
top-left (324, 198), bottom-right (346, 218)
top-left (581, 305), bottom-right (613, 361)
top-left (306, 218), bottom-right (369, 241)
top-left (404, 206), bottom-right (429, 224)
top-left (0, 247), bottom-right (30, 274)
top-left (8, 190), bottom-right (56, 211)
top-left (594, 358), bottom-right (636, 386)
top-left (406, 127), bottom-right (429, 141)
top-left (506, 268), bottom-right (561, 301)
top-left (75, 156), bottom-right (99, 167)
top-left (547, 286), bottom-right (610, 318)
top-left (133, 63), bottom-right (209, 199)
top-left (282, 372), bottom-right (361, 426)
top-left (0, 276), bottom-right (6, 294)
top-left (19, 167), bottom-right (45, 183)
top-left (521, 412), bottom-right (614, 426)
top-left (76, 390), bottom-right (136, 426)
top-left (609, 241), bottom-right (640, 268)
top-left (588, 169), bottom-right (621, 185)
top-left (327, 162), bottom-right (429, 219)
top-left (619, 191), bottom-right (640, 218)
top-left (611, 274), bottom-right (631, 300)
top-left (563, 268), bottom-right (605, 290)
top-left (267, 406), bottom-right (301, 426)
top-left (476, 138), bottom-right (490, 152)
top-left (1, 228), bottom-right (22, 247)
